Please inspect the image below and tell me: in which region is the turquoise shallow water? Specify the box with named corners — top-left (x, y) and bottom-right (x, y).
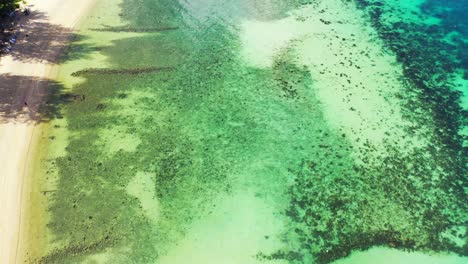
top-left (33, 0), bottom-right (466, 263)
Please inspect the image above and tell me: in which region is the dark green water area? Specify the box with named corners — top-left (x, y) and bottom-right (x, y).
top-left (39, 0), bottom-right (466, 263)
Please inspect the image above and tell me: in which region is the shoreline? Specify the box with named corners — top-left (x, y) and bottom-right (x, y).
top-left (0, 0), bottom-right (96, 263)
top-left (0, 0), bottom-right (464, 263)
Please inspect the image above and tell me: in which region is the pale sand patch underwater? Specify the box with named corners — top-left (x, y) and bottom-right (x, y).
top-left (156, 190), bottom-right (288, 264)
top-left (127, 172), bottom-right (160, 222)
top-left (240, 0), bottom-right (428, 162)
top-left (332, 247), bottom-right (467, 264)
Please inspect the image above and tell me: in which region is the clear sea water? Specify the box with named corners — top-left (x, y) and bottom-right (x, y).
top-left (32, 0), bottom-right (467, 263)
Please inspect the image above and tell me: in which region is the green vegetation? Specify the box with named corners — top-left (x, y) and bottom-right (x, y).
top-left (0, 0), bottom-right (21, 15)
top-left (0, 0), bottom-right (22, 53)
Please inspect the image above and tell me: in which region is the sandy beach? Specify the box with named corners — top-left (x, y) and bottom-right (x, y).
top-left (0, 0), bottom-right (95, 263)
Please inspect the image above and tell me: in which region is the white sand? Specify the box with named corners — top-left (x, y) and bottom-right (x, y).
top-left (0, 1), bottom-right (95, 263)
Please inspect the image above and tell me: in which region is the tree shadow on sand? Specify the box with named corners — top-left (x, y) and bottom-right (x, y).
top-left (0, 74), bottom-right (76, 123)
top-left (0, 6), bottom-right (104, 124)
top-left (3, 8), bottom-right (102, 63)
